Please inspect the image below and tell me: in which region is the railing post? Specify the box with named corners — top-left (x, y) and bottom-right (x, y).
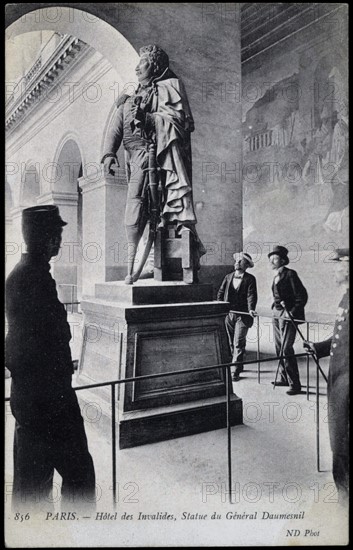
top-left (5, 347), bottom-right (326, 507)
top-left (225, 365), bottom-right (232, 504)
top-left (306, 322), bottom-right (310, 400)
top-left (256, 315), bottom-right (261, 384)
top-left (316, 362), bottom-right (321, 472)
top-left (111, 383), bottom-right (117, 507)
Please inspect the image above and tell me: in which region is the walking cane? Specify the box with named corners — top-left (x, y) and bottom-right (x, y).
top-left (284, 306), bottom-right (327, 472)
top-left (283, 307), bottom-right (328, 384)
top-left (273, 313), bottom-right (289, 390)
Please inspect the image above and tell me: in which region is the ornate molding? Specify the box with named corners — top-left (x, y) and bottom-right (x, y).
top-left (37, 191), bottom-right (79, 205)
top-left (6, 54), bottom-right (112, 160)
top-left (79, 173), bottom-right (127, 195)
top-left (6, 35), bottom-right (90, 132)
top-left (9, 206), bottom-right (24, 220)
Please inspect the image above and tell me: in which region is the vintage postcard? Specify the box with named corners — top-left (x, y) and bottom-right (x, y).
top-left (5, 3), bottom-right (349, 547)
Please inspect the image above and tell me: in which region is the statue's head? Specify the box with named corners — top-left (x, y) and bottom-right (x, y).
top-left (136, 45), bottom-right (169, 85)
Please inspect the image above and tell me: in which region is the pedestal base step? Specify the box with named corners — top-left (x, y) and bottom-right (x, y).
top-left (119, 394), bottom-right (243, 449)
top-left (94, 280), bottom-right (213, 305)
top-left (75, 384), bottom-right (242, 449)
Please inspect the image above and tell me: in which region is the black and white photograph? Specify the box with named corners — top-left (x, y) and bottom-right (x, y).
top-left (5, 3), bottom-right (349, 547)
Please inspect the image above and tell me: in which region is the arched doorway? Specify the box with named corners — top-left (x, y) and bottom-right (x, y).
top-left (6, 7), bottom-right (138, 295)
top-left (5, 178), bottom-right (14, 254)
top-left (54, 137), bottom-right (84, 302)
top-left (5, 179), bottom-right (13, 213)
top-left (6, 7), bottom-right (138, 83)
top-left (21, 162), bottom-right (40, 207)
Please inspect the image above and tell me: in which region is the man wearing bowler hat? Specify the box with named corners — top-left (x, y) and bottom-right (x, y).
top-left (268, 245), bottom-right (308, 395)
top-left (5, 205), bottom-right (95, 509)
top-left (303, 248), bottom-right (349, 502)
top-left (217, 252), bottom-right (257, 381)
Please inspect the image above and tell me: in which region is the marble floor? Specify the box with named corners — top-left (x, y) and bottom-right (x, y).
top-left (4, 354), bottom-right (348, 546)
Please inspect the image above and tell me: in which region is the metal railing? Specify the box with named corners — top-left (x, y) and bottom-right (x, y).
top-left (228, 309), bottom-right (333, 400)
top-left (245, 129), bottom-right (273, 151)
top-left (5, 351), bottom-right (327, 506)
top-left (62, 302), bottom-right (332, 483)
top-left (58, 284), bottom-right (80, 314)
top-left (60, 299), bottom-right (334, 369)
top-left (58, 301), bottom-right (332, 397)
top-left (63, 302), bottom-right (81, 314)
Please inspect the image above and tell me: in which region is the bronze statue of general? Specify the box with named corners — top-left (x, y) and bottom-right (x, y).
top-left (102, 44), bottom-right (204, 284)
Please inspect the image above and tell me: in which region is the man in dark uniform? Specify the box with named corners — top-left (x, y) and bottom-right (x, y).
top-left (217, 252), bottom-right (257, 381)
top-left (304, 249), bottom-right (349, 503)
top-left (5, 205), bottom-right (95, 509)
top-left (268, 245), bottom-right (308, 395)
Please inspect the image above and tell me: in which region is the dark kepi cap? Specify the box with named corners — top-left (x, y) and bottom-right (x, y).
top-left (330, 248), bottom-right (349, 262)
top-left (22, 205), bottom-right (67, 231)
top-left (268, 245), bottom-right (289, 265)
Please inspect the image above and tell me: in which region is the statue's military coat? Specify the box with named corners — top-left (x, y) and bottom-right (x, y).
top-left (103, 68), bottom-right (197, 228)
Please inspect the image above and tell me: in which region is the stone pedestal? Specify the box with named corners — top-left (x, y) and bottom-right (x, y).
top-left (79, 280), bottom-right (242, 448)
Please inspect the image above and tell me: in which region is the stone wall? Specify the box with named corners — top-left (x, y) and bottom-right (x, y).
top-left (6, 4), bottom-right (348, 316)
top-left (241, 7), bottom-right (348, 319)
top-left (6, 3), bottom-right (244, 296)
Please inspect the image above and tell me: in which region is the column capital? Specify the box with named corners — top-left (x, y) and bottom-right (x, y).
top-left (79, 173), bottom-right (126, 195)
top-left (9, 206), bottom-right (24, 220)
top-left (37, 191), bottom-right (78, 206)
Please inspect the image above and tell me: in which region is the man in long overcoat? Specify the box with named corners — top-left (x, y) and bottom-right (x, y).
top-left (304, 249), bottom-right (349, 503)
top-left (268, 245), bottom-right (308, 395)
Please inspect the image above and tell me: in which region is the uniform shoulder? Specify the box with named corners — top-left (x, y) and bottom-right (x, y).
top-left (6, 261), bottom-right (27, 285)
top-left (159, 77), bottom-right (180, 87)
top-left (115, 93), bottom-right (131, 109)
top-left (6, 260), bottom-right (48, 290)
top-left (339, 290), bottom-right (349, 308)
top-left (156, 78), bottom-right (182, 98)
top-left (5, 263), bottom-right (32, 301)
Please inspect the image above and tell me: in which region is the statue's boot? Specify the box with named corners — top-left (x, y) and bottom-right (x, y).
top-left (125, 225), bottom-right (142, 285)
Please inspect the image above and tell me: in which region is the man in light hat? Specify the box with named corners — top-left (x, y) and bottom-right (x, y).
top-left (217, 252), bottom-right (257, 381)
top-left (268, 245), bottom-right (308, 395)
top-left (303, 248), bottom-right (349, 502)
top-left (5, 205), bottom-right (95, 509)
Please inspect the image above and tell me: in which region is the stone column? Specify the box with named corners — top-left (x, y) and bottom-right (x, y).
top-left (37, 191), bottom-right (78, 302)
top-left (5, 206), bottom-right (23, 277)
top-left (80, 172), bottom-right (128, 296)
